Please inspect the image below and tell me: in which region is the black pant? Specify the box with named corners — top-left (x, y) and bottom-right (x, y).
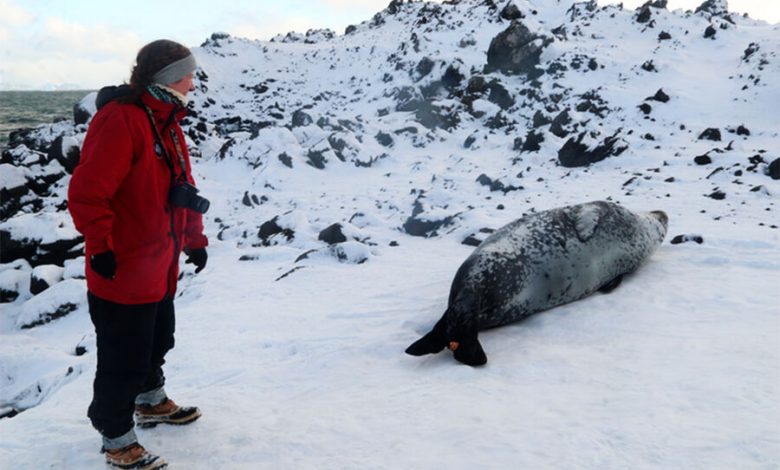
top-left (87, 292), bottom-right (175, 439)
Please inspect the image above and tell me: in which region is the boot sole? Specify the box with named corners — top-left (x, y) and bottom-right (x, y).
top-left (136, 410), bottom-right (202, 429)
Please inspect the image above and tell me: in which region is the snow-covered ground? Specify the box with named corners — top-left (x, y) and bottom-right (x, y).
top-left (1, 0), bottom-right (778, 468)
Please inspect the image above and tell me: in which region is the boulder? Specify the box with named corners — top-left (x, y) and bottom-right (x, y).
top-left (47, 135), bottom-right (81, 174)
top-left (768, 158), bottom-right (780, 180)
top-left (558, 131), bottom-right (628, 167)
top-left (318, 224), bottom-right (348, 245)
top-left (30, 265), bottom-right (64, 295)
top-left (73, 92), bottom-right (97, 125)
top-left (486, 21), bottom-right (552, 77)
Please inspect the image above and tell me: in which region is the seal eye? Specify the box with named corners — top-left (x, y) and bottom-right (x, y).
top-left (448, 341), bottom-right (460, 351)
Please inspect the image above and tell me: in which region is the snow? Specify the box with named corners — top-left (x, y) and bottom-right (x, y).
top-left (1, 0), bottom-right (778, 468)
top-left (0, 164), bottom-right (27, 191)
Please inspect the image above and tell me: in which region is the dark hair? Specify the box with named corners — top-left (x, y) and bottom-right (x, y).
top-left (119, 39), bottom-right (191, 103)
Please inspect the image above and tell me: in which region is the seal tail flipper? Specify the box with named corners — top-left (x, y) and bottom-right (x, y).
top-left (451, 327), bottom-right (487, 367)
top-left (598, 275), bottom-right (623, 294)
top-left (405, 313), bottom-right (448, 356)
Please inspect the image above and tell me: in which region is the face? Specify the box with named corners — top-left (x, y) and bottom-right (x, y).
top-left (168, 72), bottom-right (195, 96)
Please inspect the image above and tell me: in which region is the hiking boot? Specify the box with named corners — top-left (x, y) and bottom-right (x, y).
top-left (104, 443), bottom-right (167, 469)
top-left (135, 398), bottom-right (201, 428)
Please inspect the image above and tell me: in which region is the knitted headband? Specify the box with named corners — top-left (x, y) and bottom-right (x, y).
top-left (152, 54), bottom-right (197, 85)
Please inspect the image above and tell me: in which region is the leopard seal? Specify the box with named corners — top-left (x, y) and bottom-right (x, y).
top-left (405, 201), bottom-right (668, 366)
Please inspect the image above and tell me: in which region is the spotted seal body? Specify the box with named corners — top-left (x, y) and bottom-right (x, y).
top-left (406, 201), bottom-right (668, 366)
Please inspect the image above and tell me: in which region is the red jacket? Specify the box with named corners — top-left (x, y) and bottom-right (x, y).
top-left (68, 91), bottom-right (208, 304)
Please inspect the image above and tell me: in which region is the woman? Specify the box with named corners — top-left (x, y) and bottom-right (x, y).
top-left (69, 39), bottom-right (209, 470)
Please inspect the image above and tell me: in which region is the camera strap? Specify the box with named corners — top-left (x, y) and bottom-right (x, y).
top-left (140, 103), bottom-right (187, 184)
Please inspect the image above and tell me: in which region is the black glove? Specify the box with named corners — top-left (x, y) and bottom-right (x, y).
top-left (185, 248), bottom-right (208, 273)
top-left (90, 251), bottom-right (116, 279)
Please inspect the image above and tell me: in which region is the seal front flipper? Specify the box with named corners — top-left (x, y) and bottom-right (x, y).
top-left (598, 275), bottom-right (623, 294)
top-left (405, 313), bottom-right (448, 356)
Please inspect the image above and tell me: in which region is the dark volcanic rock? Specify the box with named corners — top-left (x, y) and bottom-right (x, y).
top-left (487, 80), bottom-right (515, 110)
top-left (318, 223), bottom-right (348, 245)
top-left (698, 128), bottom-right (722, 141)
top-left (558, 131), bottom-right (628, 167)
top-left (73, 99), bottom-right (93, 126)
top-left (521, 130), bottom-right (544, 152)
top-left (500, 2), bottom-right (525, 20)
top-left (415, 57), bottom-right (435, 80)
top-left (486, 21), bottom-right (551, 77)
top-left (476, 174), bottom-right (521, 193)
top-left (402, 215), bottom-right (456, 238)
top-left (20, 302), bottom-right (79, 329)
top-left (695, 0), bottom-right (729, 17)
top-left (47, 135), bottom-right (81, 174)
top-left (647, 89), bottom-right (670, 103)
top-left (375, 132), bottom-right (394, 148)
top-left (292, 109), bottom-right (314, 127)
top-left (694, 154), bottom-right (713, 165)
top-left (532, 110), bottom-right (551, 128)
top-left (671, 234), bottom-right (704, 245)
top-left (550, 110), bottom-right (572, 137)
top-left (768, 158), bottom-right (780, 180)
top-left (0, 230), bottom-right (83, 267)
top-left (704, 25), bottom-right (717, 38)
top-left (636, 6), bottom-right (653, 23)
top-left (707, 190), bottom-right (726, 200)
top-left (258, 216), bottom-right (294, 245)
top-left (442, 65), bottom-right (465, 90)
top-left (658, 31), bottom-right (672, 40)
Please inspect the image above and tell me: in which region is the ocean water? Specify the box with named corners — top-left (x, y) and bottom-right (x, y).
top-left (0, 90), bottom-right (92, 151)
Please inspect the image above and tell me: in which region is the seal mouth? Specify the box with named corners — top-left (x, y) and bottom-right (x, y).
top-left (650, 210), bottom-right (668, 230)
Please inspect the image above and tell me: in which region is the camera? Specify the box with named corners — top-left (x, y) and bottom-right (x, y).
top-left (169, 181), bottom-right (210, 214)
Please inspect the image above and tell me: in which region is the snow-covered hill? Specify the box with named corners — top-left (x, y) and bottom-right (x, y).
top-left (1, 1), bottom-right (778, 468)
